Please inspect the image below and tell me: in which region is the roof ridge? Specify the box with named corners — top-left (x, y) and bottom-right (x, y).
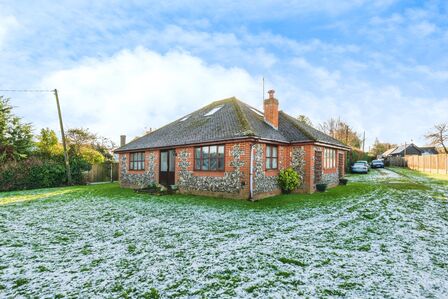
top-left (232, 98), bottom-right (256, 136)
top-left (202, 97), bottom-right (237, 110)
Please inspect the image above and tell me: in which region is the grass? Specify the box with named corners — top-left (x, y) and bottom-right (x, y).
top-left (0, 168), bottom-right (447, 297)
top-left (389, 166), bottom-right (448, 183)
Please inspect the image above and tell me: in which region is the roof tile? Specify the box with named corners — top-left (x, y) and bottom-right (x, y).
top-left (115, 97), bottom-right (349, 151)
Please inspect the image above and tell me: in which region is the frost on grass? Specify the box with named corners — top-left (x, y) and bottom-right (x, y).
top-left (346, 168), bottom-right (402, 182)
top-left (1, 170), bottom-right (448, 298)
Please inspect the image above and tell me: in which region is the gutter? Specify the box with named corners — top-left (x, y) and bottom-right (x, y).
top-left (114, 136), bottom-right (293, 154)
top-left (313, 142), bottom-right (351, 151)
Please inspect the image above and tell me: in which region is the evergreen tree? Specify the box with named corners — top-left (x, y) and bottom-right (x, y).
top-left (0, 96), bottom-right (34, 162)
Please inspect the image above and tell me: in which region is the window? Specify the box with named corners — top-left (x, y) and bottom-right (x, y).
top-left (204, 105), bottom-right (224, 116)
top-left (179, 115), bottom-right (190, 122)
top-left (160, 151), bottom-right (168, 171)
top-left (194, 145), bottom-right (225, 171)
top-left (266, 145), bottom-right (278, 170)
top-left (129, 152), bottom-right (145, 170)
top-left (324, 148), bottom-right (336, 169)
top-left (250, 107), bottom-right (263, 116)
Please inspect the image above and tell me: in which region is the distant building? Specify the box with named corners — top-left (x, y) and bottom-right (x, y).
top-left (380, 143), bottom-right (438, 159)
top-left (419, 146), bottom-right (438, 155)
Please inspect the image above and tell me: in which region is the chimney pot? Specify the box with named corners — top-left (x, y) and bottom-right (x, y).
top-left (264, 90), bottom-right (279, 129)
top-left (120, 135), bottom-right (126, 147)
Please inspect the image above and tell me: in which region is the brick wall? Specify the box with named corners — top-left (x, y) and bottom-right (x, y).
top-left (175, 142), bottom-right (251, 199)
top-left (118, 141), bottom-right (347, 199)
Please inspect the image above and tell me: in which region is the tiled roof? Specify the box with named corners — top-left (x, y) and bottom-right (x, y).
top-left (381, 147), bottom-right (398, 157)
top-left (115, 97), bottom-right (350, 152)
top-left (382, 143), bottom-right (423, 156)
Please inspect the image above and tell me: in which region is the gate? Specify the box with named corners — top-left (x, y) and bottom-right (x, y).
top-left (84, 162), bottom-right (119, 183)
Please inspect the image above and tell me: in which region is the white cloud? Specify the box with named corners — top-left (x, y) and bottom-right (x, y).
top-left (409, 21), bottom-right (437, 38)
top-left (0, 15), bottom-right (19, 48)
top-left (28, 45), bottom-right (448, 150)
top-left (40, 47), bottom-right (262, 144)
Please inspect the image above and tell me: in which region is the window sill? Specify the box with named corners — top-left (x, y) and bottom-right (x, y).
top-left (193, 170), bottom-right (225, 177)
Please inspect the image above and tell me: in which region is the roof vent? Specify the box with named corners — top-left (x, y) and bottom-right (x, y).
top-left (204, 105), bottom-right (224, 116)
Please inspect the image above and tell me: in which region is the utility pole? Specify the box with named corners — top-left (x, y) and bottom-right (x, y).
top-left (362, 131), bottom-right (366, 152)
top-left (345, 124), bottom-right (349, 145)
top-left (53, 89), bottom-right (72, 184)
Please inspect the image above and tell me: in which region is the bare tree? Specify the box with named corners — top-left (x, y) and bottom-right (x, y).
top-left (319, 117), bottom-right (362, 149)
top-left (425, 123), bottom-right (448, 154)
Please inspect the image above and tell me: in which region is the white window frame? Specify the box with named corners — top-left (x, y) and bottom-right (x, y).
top-left (324, 148), bottom-right (336, 169)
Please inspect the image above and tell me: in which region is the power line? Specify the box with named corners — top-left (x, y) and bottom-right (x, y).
top-left (0, 89), bottom-right (53, 93)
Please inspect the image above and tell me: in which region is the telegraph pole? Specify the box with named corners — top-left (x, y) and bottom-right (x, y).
top-left (362, 131), bottom-right (366, 152)
top-left (345, 124), bottom-right (349, 145)
top-left (53, 89), bottom-right (72, 184)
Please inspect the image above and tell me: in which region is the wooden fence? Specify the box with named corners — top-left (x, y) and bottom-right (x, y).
top-left (389, 154), bottom-right (448, 174)
top-left (84, 162), bottom-right (119, 183)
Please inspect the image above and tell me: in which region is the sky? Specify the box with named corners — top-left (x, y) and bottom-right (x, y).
top-left (0, 0), bottom-right (447, 149)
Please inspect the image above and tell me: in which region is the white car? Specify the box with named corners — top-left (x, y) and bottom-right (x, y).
top-left (357, 160), bottom-right (370, 170)
top-left (351, 162), bottom-right (369, 174)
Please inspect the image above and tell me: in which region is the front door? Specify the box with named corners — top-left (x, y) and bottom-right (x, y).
top-left (160, 149), bottom-right (176, 187)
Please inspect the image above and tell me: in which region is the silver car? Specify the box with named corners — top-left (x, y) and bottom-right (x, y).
top-left (371, 159), bottom-right (385, 168)
top-left (351, 162), bottom-right (368, 174)
top-left (357, 160), bottom-right (370, 170)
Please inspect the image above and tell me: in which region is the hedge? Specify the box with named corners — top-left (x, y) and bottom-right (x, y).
top-left (0, 156), bottom-right (90, 191)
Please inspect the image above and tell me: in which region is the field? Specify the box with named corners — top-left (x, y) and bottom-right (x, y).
top-left (1, 168), bottom-right (448, 298)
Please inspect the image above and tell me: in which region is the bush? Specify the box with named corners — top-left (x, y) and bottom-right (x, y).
top-left (69, 155), bottom-right (91, 185)
top-left (0, 157), bottom-right (67, 191)
top-left (278, 168), bottom-right (301, 194)
top-left (0, 154), bottom-right (92, 191)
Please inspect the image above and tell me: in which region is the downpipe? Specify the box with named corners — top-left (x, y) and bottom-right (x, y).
top-left (249, 144), bottom-right (254, 200)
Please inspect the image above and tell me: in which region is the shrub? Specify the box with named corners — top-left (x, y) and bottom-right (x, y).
top-left (69, 155), bottom-right (91, 185)
top-left (0, 154), bottom-right (92, 191)
top-left (278, 168), bottom-right (301, 194)
top-left (0, 157), bottom-right (67, 191)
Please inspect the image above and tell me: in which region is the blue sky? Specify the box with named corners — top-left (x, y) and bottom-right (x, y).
top-left (0, 0), bottom-right (447, 148)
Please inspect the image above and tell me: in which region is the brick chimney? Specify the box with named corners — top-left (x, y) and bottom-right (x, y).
top-left (264, 89), bottom-right (279, 129)
top-left (120, 135), bottom-right (126, 147)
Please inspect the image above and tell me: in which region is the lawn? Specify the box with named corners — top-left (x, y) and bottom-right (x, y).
top-left (1, 169), bottom-right (448, 298)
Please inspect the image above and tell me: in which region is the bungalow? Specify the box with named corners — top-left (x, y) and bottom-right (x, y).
top-left (380, 143), bottom-right (433, 159)
top-left (114, 90), bottom-right (350, 200)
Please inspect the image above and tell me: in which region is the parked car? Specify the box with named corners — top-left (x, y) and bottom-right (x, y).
top-left (351, 162), bottom-right (369, 174)
top-left (356, 160), bottom-right (370, 171)
top-left (371, 159), bottom-right (385, 168)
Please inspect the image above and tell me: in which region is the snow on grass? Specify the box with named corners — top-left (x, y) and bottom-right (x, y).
top-left (0, 171), bottom-right (448, 298)
top-left (346, 168), bottom-right (403, 182)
